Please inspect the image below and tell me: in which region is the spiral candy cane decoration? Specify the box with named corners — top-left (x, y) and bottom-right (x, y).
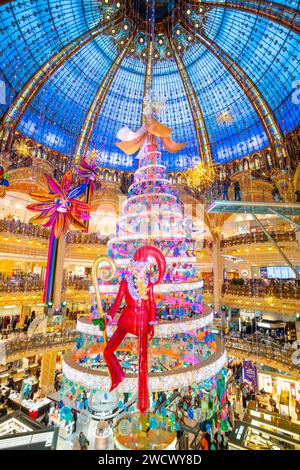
top-left (91, 255), bottom-right (116, 346)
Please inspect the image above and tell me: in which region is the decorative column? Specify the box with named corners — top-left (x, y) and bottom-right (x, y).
top-left (212, 234), bottom-right (222, 314)
top-left (40, 351), bottom-right (57, 395)
top-left (53, 234), bottom-right (66, 311)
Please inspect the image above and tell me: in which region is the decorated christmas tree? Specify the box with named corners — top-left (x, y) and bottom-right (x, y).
top-left (61, 95), bottom-right (227, 449)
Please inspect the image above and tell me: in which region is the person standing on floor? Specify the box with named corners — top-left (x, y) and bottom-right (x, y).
top-left (228, 401), bottom-right (235, 429)
top-left (41, 411), bottom-right (49, 427)
top-left (200, 432), bottom-right (211, 450)
top-left (234, 181), bottom-right (241, 201)
top-left (222, 178), bottom-right (231, 201)
top-left (72, 409), bottom-right (78, 433)
top-left (78, 431), bottom-right (89, 450)
top-left (295, 400), bottom-right (300, 421)
top-left (214, 431), bottom-right (224, 450)
top-left (242, 386), bottom-right (248, 410)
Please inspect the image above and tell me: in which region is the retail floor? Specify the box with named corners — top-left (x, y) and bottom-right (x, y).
top-left (55, 383), bottom-right (300, 450)
top-left (56, 413), bottom-right (115, 450)
top-left (227, 383), bottom-right (300, 425)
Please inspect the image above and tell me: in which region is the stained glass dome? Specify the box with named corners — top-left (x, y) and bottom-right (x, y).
top-left (0, 0), bottom-right (299, 171)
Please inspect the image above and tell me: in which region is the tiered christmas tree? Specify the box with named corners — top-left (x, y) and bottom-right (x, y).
top-left (61, 95), bottom-right (227, 449)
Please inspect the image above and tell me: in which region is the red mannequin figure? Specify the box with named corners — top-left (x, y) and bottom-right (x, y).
top-left (103, 246), bottom-right (166, 415)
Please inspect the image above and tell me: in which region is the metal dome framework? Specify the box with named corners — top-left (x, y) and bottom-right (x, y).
top-left (0, 0), bottom-right (299, 171)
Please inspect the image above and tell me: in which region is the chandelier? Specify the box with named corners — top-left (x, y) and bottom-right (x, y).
top-left (13, 138), bottom-right (34, 158)
top-left (184, 159), bottom-right (215, 190)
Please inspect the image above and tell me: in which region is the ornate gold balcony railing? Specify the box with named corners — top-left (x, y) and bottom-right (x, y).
top-left (4, 330), bottom-right (77, 359)
top-left (221, 230), bottom-right (296, 248)
top-left (225, 336), bottom-right (300, 379)
top-left (222, 280), bottom-right (300, 300)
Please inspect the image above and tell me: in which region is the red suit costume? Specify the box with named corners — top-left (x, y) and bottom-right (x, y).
top-left (103, 246), bottom-right (166, 415)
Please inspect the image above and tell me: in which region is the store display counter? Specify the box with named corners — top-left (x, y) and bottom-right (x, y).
top-left (246, 400), bottom-right (300, 443)
top-left (229, 420), bottom-right (300, 450)
top-left (8, 391), bottom-right (51, 419)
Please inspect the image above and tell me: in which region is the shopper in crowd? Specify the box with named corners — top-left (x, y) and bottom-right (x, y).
top-left (78, 431), bottom-right (89, 450)
top-left (214, 431), bottom-right (224, 450)
top-left (41, 410), bottom-right (49, 426)
top-left (49, 402), bottom-right (56, 417)
top-left (232, 397), bottom-right (236, 412)
top-left (7, 376), bottom-right (15, 390)
top-left (242, 386), bottom-right (248, 410)
top-left (82, 390), bottom-right (88, 410)
top-left (234, 181), bottom-right (241, 201)
top-left (210, 439), bottom-right (217, 450)
top-left (30, 310), bottom-right (36, 322)
top-left (249, 387), bottom-right (256, 401)
top-left (228, 400), bottom-right (235, 429)
top-left (200, 432), bottom-right (211, 450)
top-left (272, 184), bottom-right (280, 202)
top-left (72, 409), bottom-right (78, 433)
top-left (223, 432), bottom-right (229, 450)
top-left (35, 368), bottom-right (41, 381)
top-left (12, 316), bottom-right (18, 331)
top-left (0, 404), bottom-right (7, 417)
top-left (222, 178), bottom-right (231, 201)
top-left (269, 395), bottom-right (277, 412)
top-left (23, 315), bottom-right (30, 332)
top-left (4, 387), bottom-right (10, 401)
top-left (175, 409), bottom-right (185, 450)
top-left (54, 375), bottom-right (60, 392)
top-left (295, 400), bottom-right (300, 421)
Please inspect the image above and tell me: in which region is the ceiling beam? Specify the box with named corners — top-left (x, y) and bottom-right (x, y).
top-left (184, 0), bottom-right (300, 34)
top-left (169, 36), bottom-right (212, 164)
top-left (181, 17), bottom-right (288, 161)
top-left (1, 17), bottom-right (123, 132)
top-left (141, 39), bottom-right (154, 124)
top-left (74, 32), bottom-right (136, 164)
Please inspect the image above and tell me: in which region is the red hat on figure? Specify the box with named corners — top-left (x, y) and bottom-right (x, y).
top-left (133, 245), bottom-right (166, 285)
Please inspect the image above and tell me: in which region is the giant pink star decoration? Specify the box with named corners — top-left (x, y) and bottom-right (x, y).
top-left (27, 170), bottom-right (91, 238)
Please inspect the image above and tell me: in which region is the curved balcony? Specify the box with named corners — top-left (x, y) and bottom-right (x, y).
top-left (1, 329), bottom-right (299, 380)
top-left (0, 276), bottom-right (44, 293)
top-left (222, 279), bottom-right (300, 300)
top-left (2, 330), bottom-right (77, 363)
top-left (204, 176), bottom-right (274, 206)
top-left (1, 218), bottom-right (296, 250)
top-left (221, 230), bottom-right (296, 248)
top-left (225, 336), bottom-right (300, 379)
top-left (0, 219), bottom-right (109, 245)
top-left (0, 219), bottom-right (50, 239)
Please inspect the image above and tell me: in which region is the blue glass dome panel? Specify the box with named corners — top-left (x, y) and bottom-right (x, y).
top-left (0, 0), bottom-right (299, 170)
top-left (18, 38), bottom-right (118, 155)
